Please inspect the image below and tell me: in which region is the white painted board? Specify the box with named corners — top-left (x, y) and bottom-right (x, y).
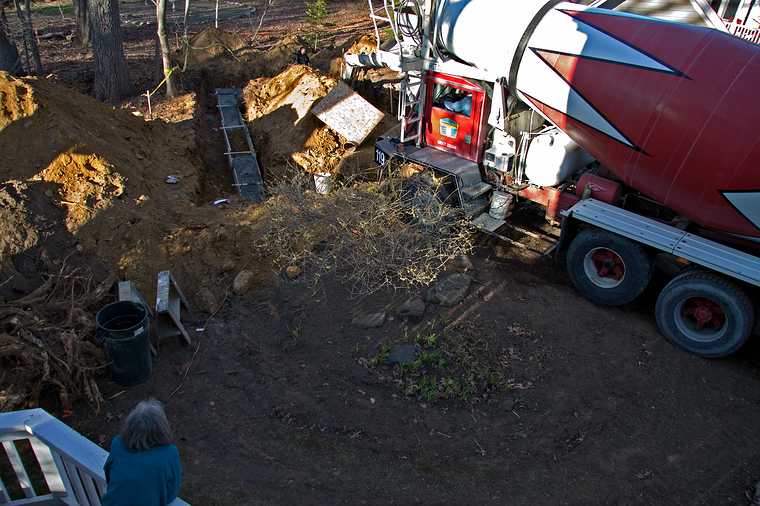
top-left (311, 81), bottom-right (385, 146)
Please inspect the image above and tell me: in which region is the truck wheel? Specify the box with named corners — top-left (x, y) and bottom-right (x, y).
top-left (566, 228), bottom-right (652, 306)
top-left (655, 270), bottom-right (754, 358)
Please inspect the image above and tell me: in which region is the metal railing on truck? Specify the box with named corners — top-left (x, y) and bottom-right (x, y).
top-left (0, 409), bottom-right (190, 506)
top-left (726, 20), bottom-right (760, 44)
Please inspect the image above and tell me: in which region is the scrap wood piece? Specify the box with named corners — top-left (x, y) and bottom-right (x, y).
top-left (117, 281), bottom-right (152, 315)
top-left (311, 81), bottom-right (385, 146)
top-left (118, 280), bottom-right (157, 356)
top-left (155, 271), bottom-right (192, 346)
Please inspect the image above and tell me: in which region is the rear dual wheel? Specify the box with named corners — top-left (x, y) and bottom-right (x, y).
top-left (655, 270), bottom-right (755, 358)
top-left (566, 228), bottom-right (755, 358)
top-left (566, 229), bottom-right (653, 306)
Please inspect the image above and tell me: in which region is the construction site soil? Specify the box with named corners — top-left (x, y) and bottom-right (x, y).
top-left (2, 5), bottom-right (760, 505)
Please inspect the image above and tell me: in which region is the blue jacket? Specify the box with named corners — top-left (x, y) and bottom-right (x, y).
top-left (102, 436), bottom-right (182, 506)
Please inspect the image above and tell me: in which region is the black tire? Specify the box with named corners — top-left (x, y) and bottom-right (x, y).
top-left (566, 228), bottom-right (653, 306)
top-left (655, 270), bottom-right (754, 358)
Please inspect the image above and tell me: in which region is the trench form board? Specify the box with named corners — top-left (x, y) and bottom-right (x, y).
top-left (215, 88), bottom-right (264, 202)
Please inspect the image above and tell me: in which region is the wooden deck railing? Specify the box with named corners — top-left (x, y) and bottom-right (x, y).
top-left (0, 409), bottom-right (189, 505)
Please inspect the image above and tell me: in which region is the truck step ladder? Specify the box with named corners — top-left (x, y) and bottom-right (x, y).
top-left (366, 0), bottom-right (436, 147)
top-left (215, 89), bottom-right (265, 202)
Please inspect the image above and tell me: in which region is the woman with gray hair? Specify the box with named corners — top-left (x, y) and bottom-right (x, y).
top-left (101, 399), bottom-right (182, 506)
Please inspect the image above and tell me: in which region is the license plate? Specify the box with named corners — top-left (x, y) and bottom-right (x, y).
top-left (375, 148), bottom-right (387, 166)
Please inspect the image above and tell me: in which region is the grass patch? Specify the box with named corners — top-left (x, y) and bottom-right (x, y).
top-left (370, 329), bottom-right (511, 403)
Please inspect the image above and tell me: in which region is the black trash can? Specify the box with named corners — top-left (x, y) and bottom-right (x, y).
top-left (96, 301), bottom-right (152, 386)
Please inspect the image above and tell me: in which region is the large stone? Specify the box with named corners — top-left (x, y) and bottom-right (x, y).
top-left (351, 312), bottom-right (386, 328)
top-left (751, 482), bottom-right (760, 506)
top-left (285, 265), bottom-right (302, 280)
top-left (195, 287), bottom-right (219, 313)
top-left (454, 254), bottom-right (475, 272)
top-left (232, 270), bottom-right (255, 295)
top-left (387, 344), bottom-right (420, 365)
top-left (427, 273), bottom-right (472, 307)
top-left (397, 297), bottom-right (426, 319)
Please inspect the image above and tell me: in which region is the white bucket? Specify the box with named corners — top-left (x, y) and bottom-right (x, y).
top-left (313, 172), bottom-right (333, 195)
top-left (489, 191), bottom-right (512, 220)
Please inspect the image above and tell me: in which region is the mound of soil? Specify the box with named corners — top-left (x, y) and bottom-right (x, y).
top-left (345, 34), bottom-right (377, 56)
top-left (184, 27), bottom-right (246, 66)
top-left (148, 92), bottom-right (197, 124)
top-left (0, 71), bottom-right (277, 410)
top-left (185, 33), bottom-right (308, 90)
top-left (242, 64), bottom-right (347, 177)
top-left (241, 63), bottom-right (399, 179)
top-left (0, 74), bottom-right (37, 130)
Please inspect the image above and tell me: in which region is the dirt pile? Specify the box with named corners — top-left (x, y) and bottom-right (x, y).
top-left (185, 29), bottom-right (383, 89)
top-left (345, 34), bottom-right (377, 56)
top-left (0, 72), bottom-right (273, 412)
top-left (148, 92), bottom-right (197, 124)
top-left (184, 27), bottom-right (246, 66)
top-left (0, 74), bottom-right (37, 130)
top-left (242, 64), bottom-right (348, 177)
top-left (36, 153), bottom-right (126, 230)
top-left (241, 64), bottom-right (397, 179)
top-left (184, 32), bottom-right (308, 89)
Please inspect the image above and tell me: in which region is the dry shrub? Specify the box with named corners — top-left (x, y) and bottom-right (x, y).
top-left (260, 173), bottom-right (474, 297)
top-left (0, 257), bottom-right (111, 412)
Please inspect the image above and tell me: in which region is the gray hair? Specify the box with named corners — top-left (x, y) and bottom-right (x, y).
top-left (121, 399), bottom-right (173, 452)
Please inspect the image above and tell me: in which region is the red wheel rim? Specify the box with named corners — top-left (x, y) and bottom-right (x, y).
top-left (591, 249), bottom-right (625, 281)
top-left (681, 297), bottom-right (726, 331)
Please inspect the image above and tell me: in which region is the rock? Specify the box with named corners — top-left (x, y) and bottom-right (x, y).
top-left (751, 482), bottom-right (760, 506)
top-left (221, 258), bottom-right (236, 272)
top-left (494, 245), bottom-right (511, 259)
top-left (455, 254), bottom-right (475, 272)
top-left (351, 312), bottom-right (386, 328)
top-left (387, 344), bottom-right (420, 365)
top-left (285, 265), bottom-right (301, 279)
top-left (196, 287), bottom-right (218, 313)
top-left (397, 297), bottom-right (426, 319)
top-left (427, 273), bottom-right (472, 307)
top-left (232, 270), bottom-right (255, 295)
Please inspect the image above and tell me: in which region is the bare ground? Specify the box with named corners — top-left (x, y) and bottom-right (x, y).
top-left (2, 1), bottom-right (760, 505)
top-left (70, 245), bottom-right (760, 505)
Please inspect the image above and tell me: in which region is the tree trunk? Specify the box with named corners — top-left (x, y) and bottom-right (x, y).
top-left (0, 21), bottom-right (22, 74)
top-left (1, 4), bottom-right (9, 32)
top-left (181, 0), bottom-right (190, 70)
top-left (156, 0), bottom-right (175, 97)
top-left (73, 0), bottom-right (90, 46)
top-left (13, 0), bottom-right (42, 74)
top-left (88, 0), bottom-right (132, 102)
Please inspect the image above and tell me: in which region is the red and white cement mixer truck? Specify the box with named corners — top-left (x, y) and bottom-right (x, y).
top-left (345, 0), bottom-right (760, 357)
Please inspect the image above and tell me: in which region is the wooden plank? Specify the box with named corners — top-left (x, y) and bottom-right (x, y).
top-left (4, 494), bottom-right (61, 505)
top-left (312, 81), bottom-right (385, 145)
top-left (0, 474), bottom-right (11, 503)
top-left (81, 474), bottom-right (102, 506)
top-left (3, 441), bottom-right (35, 498)
top-left (61, 458), bottom-right (89, 505)
top-left (26, 417), bottom-right (108, 479)
top-left (28, 438), bottom-right (67, 498)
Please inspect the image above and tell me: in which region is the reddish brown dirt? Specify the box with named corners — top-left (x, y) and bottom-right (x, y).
top-left (70, 251), bottom-right (760, 505)
top-left (2, 3), bottom-right (760, 505)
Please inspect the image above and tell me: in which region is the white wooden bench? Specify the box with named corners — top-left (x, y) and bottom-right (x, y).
top-left (0, 409), bottom-right (189, 505)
